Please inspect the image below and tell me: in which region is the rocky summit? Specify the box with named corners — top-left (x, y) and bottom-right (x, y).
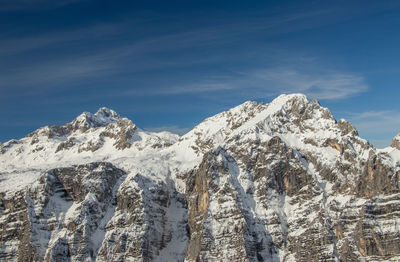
top-left (1, 94), bottom-right (400, 262)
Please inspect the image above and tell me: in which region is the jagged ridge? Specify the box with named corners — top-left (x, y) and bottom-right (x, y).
top-left (1, 94), bottom-right (400, 261)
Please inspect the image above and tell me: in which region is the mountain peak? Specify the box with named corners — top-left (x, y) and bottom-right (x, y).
top-left (94, 107), bottom-right (120, 119)
top-left (25, 107), bottom-right (123, 140)
top-left (274, 93), bottom-right (308, 103)
top-left (2, 94), bottom-right (400, 261)
top-left (180, 93), bottom-right (338, 157)
top-left (72, 107), bottom-right (121, 131)
top-left (392, 133), bottom-right (400, 150)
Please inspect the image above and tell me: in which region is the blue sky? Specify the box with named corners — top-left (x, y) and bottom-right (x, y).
top-left (1, 0), bottom-right (399, 147)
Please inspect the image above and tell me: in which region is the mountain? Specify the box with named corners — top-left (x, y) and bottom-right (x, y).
top-left (392, 133), bottom-right (400, 150)
top-left (1, 94), bottom-right (400, 261)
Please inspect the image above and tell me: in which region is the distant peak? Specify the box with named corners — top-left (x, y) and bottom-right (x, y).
top-left (230, 94), bottom-right (309, 116)
top-left (275, 93), bottom-right (308, 101)
top-left (270, 93), bottom-right (309, 107)
top-left (392, 133), bottom-right (400, 150)
top-left (260, 93), bottom-right (310, 117)
top-left (71, 107), bottom-right (121, 131)
top-left (95, 107), bottom-right (120, 119)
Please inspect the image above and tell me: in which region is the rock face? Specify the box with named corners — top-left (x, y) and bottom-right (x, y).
top-left (1, 94), bottom-right (400, 261)
top-left (1, 162), bottom-right (125, 261)
top-left (392, 133), bottom-right (400, 150)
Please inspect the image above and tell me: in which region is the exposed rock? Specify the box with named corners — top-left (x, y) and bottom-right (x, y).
top-left (392, 133), bottom-right (400, 150)
top-left (100, 118), bottom-right (136, 150)
top-left (323, 138), bottom-right (344, 154)
top-left (338, 119), bottom-right (358, 136)
top-left (185, 149), bottom-right (278, 261)
top-left (1, 162), bottom-right (126, 261)
top-left (55, 138), bottom-right (77, 153)
top-left (78, 138), bottom-right (104, 153)
top-left (356, 152), bottom-right (400, 198)
top-left (0, 140), bottom-right (20, 154)
top-left (0, 191), bottom-right (35, 261)
top-left (26, 107), bottom-right (121, 139)
top-left (1, 94), bottom-right (400, 261)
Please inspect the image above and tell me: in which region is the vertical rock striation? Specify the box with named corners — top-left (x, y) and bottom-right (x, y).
top-left (1, 95), bottom-right (400, 261)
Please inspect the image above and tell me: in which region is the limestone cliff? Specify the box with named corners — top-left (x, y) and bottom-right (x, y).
top-left (1, 94), bottom-right (399, 261)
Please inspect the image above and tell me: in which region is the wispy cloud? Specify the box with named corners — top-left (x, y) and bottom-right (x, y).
top-left (124, 82), bottom-right (236, 96)
top-left (0, 23), bottom-right (124, 56)
top-left (0, 5), bottom-right (370, 101)
top-left (350, 111), bottom-right (396, 120)
top-left (248, 69), bottom-right (368, 100)
top-left (0, 5), bottom-right (365, 90)
top-left (0, 54), bottom-right (117, 94)
top-left (135, 67), bottom-right (368, 100)
top-left (0, 0), bottom-right (82, 11)
top-left (346, 110), bottom-right (400, 148)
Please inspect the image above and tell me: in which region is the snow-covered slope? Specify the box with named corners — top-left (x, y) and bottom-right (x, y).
top-left (1, 94), bottom-right (400, 261)
top-left (0, 107), bottom-right (179, 195)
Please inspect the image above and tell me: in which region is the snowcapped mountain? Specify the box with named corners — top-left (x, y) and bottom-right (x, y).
top-left (1, 94), bottom-right (400, 261)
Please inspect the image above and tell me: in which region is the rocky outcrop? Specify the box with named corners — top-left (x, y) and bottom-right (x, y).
top-left (0, 162), bottom-right (126, 261)
top-left (0, 140), bottom-right (20, 154)
top-left (98, 174), bottom-right (169, 261)
top-left (392, 133), bottom-right (400, 150)
top-left (27, 108), bottom-right (121, 140)
top-left (0, 191), bottom-right (35, 262)
top-left (185, 148), bottom-right (279, 262)
top-left (183, 138), bottom-right (400, 261)
top-left (99, 118), bottom-right (137, 150)
top-left (356, 152), bottom-right (400, 198)
top-left (1, 94), bottom-right (400, 261)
